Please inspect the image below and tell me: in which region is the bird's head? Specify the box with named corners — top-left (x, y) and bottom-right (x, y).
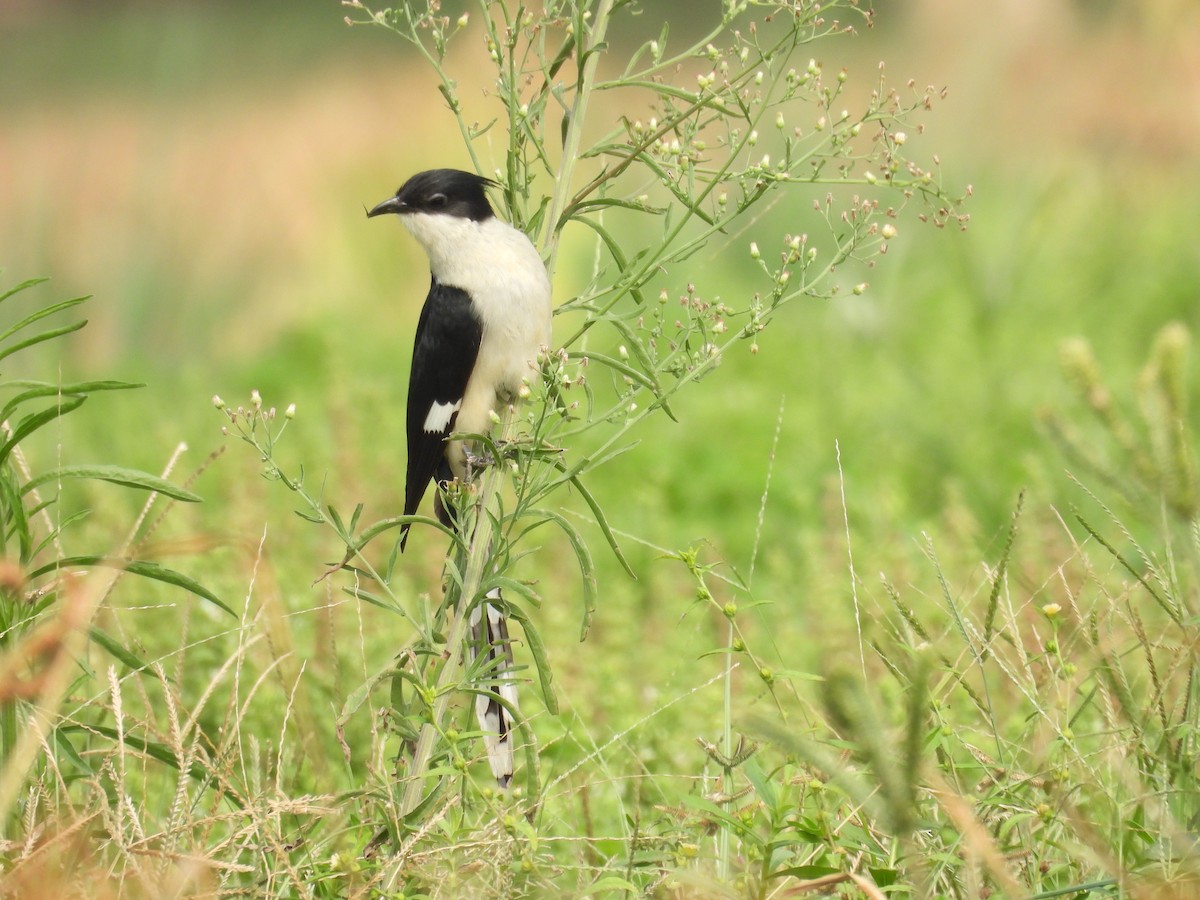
top-left (367, 169), bottom-right (496, 223)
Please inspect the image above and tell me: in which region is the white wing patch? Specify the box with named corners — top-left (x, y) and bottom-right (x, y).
top-left (423, 399), bottom-right (461, 433)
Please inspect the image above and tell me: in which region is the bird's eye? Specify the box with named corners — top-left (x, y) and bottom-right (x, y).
top-left (427, 193), bottom-right (448, 209)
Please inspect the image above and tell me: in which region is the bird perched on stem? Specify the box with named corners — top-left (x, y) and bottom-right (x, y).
top-left (368, 168), bottom-right (552, 785)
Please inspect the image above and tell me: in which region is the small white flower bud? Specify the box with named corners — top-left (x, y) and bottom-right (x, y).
top-left (250, 389), bottom-right (262, 409)
top-left (650, 40), bottom-right (659, 57)
top-left (865, 171), bottom-right (877, 184)
top-left (853, 283), bottom-right (867, 295)
top-left (211, 394), bottom-right (224, 409)
top-left (815, 116), bottom-right (826, 131)
top-left (618, 344), bottom-right (628, 359)
top-left (488, 409), bottom-right (502, 425)
top-left (456, 12), bottom-right (469, 28)
top-left (754, 70), bottom-right (764, 85)
top-left (749, 241), bottom-right (760, 260)
top-left (517, 383), bottom-right (531, 399)
top-left (285, 403), bottom-right (296, 418)
top-left (881, 223), bottom-right (897, 239)
top-left (893, 131), bottom-right (907, 145)
top-left (775, 112), bottom-right (785, 129)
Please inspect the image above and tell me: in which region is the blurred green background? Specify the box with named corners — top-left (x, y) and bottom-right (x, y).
top-left (1, 0), bottom-right (1199, 682)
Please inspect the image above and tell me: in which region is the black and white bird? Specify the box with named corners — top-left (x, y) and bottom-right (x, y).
top-left (368, 168), bottom-right (552, 785)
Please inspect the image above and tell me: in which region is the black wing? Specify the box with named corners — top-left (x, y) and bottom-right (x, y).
top-left (401, 279), bottom-right (483, 549)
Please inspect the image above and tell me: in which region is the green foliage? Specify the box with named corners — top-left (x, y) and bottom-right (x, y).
top-left (4, 2), bottom-right (1200, 898)
top-left (309, 0), bottom-right (969, 843)
top-left (0, 276), bottom-right (221, 835)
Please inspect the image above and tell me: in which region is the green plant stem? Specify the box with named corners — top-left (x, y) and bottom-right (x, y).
top-left (719, 616), bottom-right (734, 881)
top-left (542, 0), bottom-right (614, 273)
top-left (399, 413), bottom-right (515, 817)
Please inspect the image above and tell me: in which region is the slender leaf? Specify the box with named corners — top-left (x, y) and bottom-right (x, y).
top-left (51, 726), bottom-right (93, 775)
top-left (0, 380), bottom-right (141, 424)
top-left (0, 277), bottom-right (50, 304)
top-left (0, 396), bottom-right (87, 464)
top-left (0, 295), bottom-right (89, 346)
top-left (528, 508), bottom-right (598, 639)
top-left (0, 320), bottom-right (88, 366)
top-left (505, 603), bottom-right (558, 714)
top-left (89, 626), bottom-right (151, 672)
top-left (27, 555), bottom-right (232, 617)
top-left (24, 465), bottom-right (201, 502)
top-left (551, 459), bottom-right (636, 578)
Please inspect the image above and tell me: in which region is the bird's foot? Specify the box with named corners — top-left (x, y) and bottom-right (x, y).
top-left (463, 446), bottom-right (496, 481)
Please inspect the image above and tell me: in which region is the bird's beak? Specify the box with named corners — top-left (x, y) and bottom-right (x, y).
top-left (367, 196), bottom-right (407, 218)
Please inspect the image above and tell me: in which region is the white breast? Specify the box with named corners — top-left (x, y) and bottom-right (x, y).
top-left (402, 212), bottom-right (553, 460)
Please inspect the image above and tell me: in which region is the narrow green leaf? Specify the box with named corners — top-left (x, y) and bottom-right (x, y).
top-left (27, 555), bottom-right (232, 617)
top-left (742, 755), bottom-right (777, 808)
top-left (609, 319), bottom-right (678, 421)
top-left (0, 381), bottom-right (142, 424)
top-left (0, 472), bottom-right (31, 562)
top-left (504, 604), bottom-right (558, 714)
top-left (0, 396), bottom-right (87, 464)
top-left (342, 585), bottom-right (408, 618)
top-left (352, 514), bottom-right (456, 550)
top-left (338, 662), bottom-right (397, 722)
top-left (24, 465), bottom-right (201, 502)
top-left (529, 508), bottom-right (597, 639)
top-left (0, 295), bottom-right (89, 345)
top-left (89, 626), bottom-right (151, 672)
top-left (570, 214), bottom-right (648, 306)
top-left (51, 726), bottom-right (92, 774)
top-left (550, 459), bottom-right (636, 579)
top-left (0, 320), bottom-right (88, 365)
top-left (0, 277), bottom-right (50, 304)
